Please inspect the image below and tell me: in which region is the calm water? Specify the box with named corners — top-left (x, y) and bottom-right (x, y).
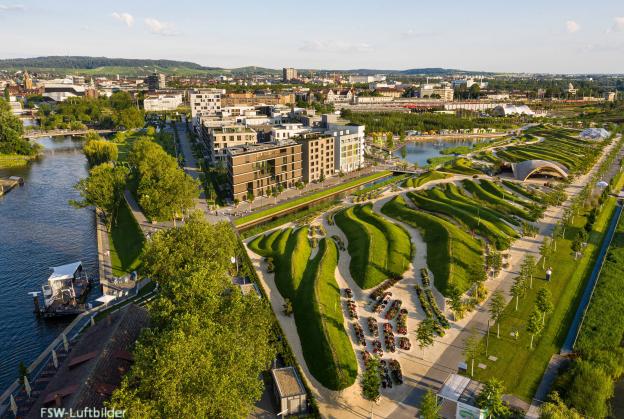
top-left (0, 136), bottom-right (98, 390)
top-left (393, 138), bottom-right (489, 166)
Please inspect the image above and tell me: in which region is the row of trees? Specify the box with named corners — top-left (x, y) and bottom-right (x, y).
top-left (0, 99), bottom-right (39, 156)
top-left (109, 217), bottom-right (277, 417)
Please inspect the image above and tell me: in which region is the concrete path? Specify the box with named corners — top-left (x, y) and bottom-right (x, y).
top-left (95, 209), bottom-right (113, 281)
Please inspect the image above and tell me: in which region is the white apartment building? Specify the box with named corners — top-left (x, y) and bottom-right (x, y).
top-left (143, 94), bottom-right (183, 112)
top-left (326, 124), bottom-right (365, 174)
top-left (190, 89), bottom-right (225, 128)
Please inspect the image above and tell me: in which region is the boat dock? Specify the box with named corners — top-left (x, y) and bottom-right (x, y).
top-left (0, 176), bottom-right (24, 196)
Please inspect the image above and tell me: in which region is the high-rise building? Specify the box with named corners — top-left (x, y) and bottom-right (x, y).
top-left (190, 89), bottom-right (224, 128)
top-left (146, 73), bottom-right (166, 91)
top-left (226, 140), bottom-right (302, 201)
top-left (282, 67), bottom-right (298, 82)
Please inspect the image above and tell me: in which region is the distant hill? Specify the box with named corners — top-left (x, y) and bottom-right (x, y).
top-left (0, 56), bottom-right (220, 70)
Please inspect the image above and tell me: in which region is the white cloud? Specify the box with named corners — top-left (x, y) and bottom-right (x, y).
top-left (111, 12), bottom-right (134, 27)
top-left (566, 20), bottom-right (580, 33)
top-left (0, 4), bottom-right (25, 12)
top-left (612, 16), bottom-right (624, 32)
top-left (299, 40), bottom-right (372, 53)
top-left (144, 18), bottom-right (179, 36)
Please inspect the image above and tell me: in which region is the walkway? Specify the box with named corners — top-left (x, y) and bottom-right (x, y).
top-left (175, 119), bottom-right (228, 224)
top-left (24, 129), bottom-right (116, 139)
top-left (95, 209), bottom-right (113, 282)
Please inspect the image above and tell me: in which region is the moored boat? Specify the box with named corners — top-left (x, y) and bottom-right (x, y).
top-left (30, 261), bottom-right (92, 318)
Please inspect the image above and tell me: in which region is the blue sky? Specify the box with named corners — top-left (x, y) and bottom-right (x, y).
top-left (0, 0), bottom-right (623, 73)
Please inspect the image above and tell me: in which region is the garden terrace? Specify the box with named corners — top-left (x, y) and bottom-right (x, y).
top-left (441, 183), bottom-right (521, 226)
top-left (501, 180), bottom-right (547, 202)
top-left (334, 204), bottom-right (412, 289)
top-left (381, 195), bottom-right (483, 294)
top-left (294, 239), bottom-right (358, 390)
top-left (438, 157), bottom-right (483, 175)
top-left (461, 179), bottom-right (534, 220)
top-left (403, 170), bottom-right (452, 188)
top-left (412, 188), bottom-right (516, 250)
top-left (478, 179), bottom-right (541, 211)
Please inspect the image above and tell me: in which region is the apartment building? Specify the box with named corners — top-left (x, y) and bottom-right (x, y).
top-left (271, 123), bottom-right (310, 141)
top-left (419, 84), bottom-right (454, 101)
top-left (295, 133), bottom-right (335, 183)
top-left (226, 140), bottom-right (303, 201)
top-left (320, 114), bottom-right (365, 174)
top-left (190, 89), bottom-right (225, 128)
top-left (201, 125), bottom-right (257, 163)
top-left (146, 73), bottom-right (166, 91)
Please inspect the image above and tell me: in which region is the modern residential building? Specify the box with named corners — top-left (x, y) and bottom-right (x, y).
top-left (322, 115), bottom-right (365, 174)
top-left (201, 125), bottom-right (257, 163)
top-left (271, 123), bottom-right (310, 141)
top-left (225, 140), bottom-right (302, 201)
top-left (295, 132), bottom-right (335, 183)
top-left (146, 72), bottom-right (166, 91)
top-left (221, 92), bottom-right (295, 107)
top-left (143, 93), bottom-right (183, 111)
top-left (190, 89), bottom-right (224, 128)
top-left (283, 67), bottom-right (298, 81)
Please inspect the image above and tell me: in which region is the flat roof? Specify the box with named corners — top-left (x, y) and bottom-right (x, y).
top-left (272, 367), bottom-right (305, 397)
top-left (438, 374), bottom-right (482, 406)
top-left (228, 140), bottom-right (299, 155)
top-left (48, 262), bottom-right (82, 282)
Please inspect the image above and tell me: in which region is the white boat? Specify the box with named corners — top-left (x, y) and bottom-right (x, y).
top-left (31, 262), bottom-right (92, 318)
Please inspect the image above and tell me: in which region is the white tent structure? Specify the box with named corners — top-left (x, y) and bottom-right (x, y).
top-left (493, 104), bottom-right (535, 117)
top-left (580, 128), bottom-right (610, 140)
top-left (437, 374), bottom-right (487, 419)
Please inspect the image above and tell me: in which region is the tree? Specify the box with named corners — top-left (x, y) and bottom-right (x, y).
top-left (386, 132), bottom-right (394, 150)
top-left (463, 328), bottom-right (483, 377)
top-left (468, 263), bottom-right (488, 302)
top-left (419, 389), bottom-right (440, 419)
top-left (416, 319), bottom-right (435, 358)
top-left (83, 138), bottom-right (118, 167)
top-left (510, 276), bottom-right (526, 311)
top-left (526, 309), bottom-right (544, 349)
top-left (535, 288), bottom-right (553, 325)
top-left (110, 217), bottom-right (276, 418)
top-left (70, 163), bottom-right (129, 229)
top-left (361, 357), bottom-right (381, 402)
top-left (520, 254), bottom-right (536, 289)
top-left (0, 99), bottom-right (37, 156)
top-left (282, 299), bottom-right (293, 316)
top-left (539, 391), bottom-right (583, 419)
top-left (489, 291), bottom-right (506, 339)
top-left (476, 378), bottom-right (509, 418)
top-left (539, 237), bottom-right (551, 269)
top-left (446, 285), bottom-right (465, 321)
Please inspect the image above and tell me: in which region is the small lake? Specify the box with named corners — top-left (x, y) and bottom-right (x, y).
top-left (393, 138), bottom-right (490, 166)
top-left (0, 136), bottom-right (99, 391)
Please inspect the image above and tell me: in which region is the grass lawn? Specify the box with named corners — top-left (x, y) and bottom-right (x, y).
top-left (473, 195), bottom-right (622, 401)
top-left (462, 179), bottom-right (532, 220)
top-left (0, 154), bottom-right (36, 169)
top-left (109, 201), bottom-right (145, 276)
top-left (381, 195), bottom-right (482, 294)
top-left (295, 239), bottom-right (357, 390)
top-left (403, 170), bottom-right (451, 188)
top-left (234, 171), bottom-right (391, 227)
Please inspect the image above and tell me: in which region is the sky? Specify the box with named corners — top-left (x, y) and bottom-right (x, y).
top-left (0, 0), bottom-right (623, 73)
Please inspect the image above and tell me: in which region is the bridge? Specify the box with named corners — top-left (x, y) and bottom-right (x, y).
top-left (24, 129), bottom-right (117, 139)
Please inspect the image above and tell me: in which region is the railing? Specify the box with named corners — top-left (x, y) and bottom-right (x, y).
top-left (0, 283), bottom-right (156, 417)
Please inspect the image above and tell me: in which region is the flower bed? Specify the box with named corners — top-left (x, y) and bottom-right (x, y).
top-left (420, 268), bottom-right (431, 287)
top-left (380, 359), bottom-right (393, 389)
top-left (424, 288), bottom-right (450, 328)
top-left (389, 359), bottom-right (403, 384)
top-left (396, 309), bottom-right (408, 335)
top-left (369, 277), bottom-right (401, 300)
top-left (367, 317), bottom-right (379, 337)
top-left (384, 299), bottom-right (402, 320)
top-left (353, 322), bottom-right (366, 346)
top-left (346, 299), bottom-right (358, 319)
top-left (398, 337), bottom-right (411, 350)
top-left (383, 323), bottom-right (396, 352)
top-left (372, 339), bottom-right (383, 357)
top-left (371, 292), bottom-right (392, 314)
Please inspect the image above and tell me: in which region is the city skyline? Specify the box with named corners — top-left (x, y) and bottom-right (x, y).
top-left (0, 0), bottom-right (623, 73)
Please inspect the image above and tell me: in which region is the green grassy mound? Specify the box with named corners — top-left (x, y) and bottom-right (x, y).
top-left (403, 170), bottom-right (451, 188)
top-left (381, 195), bottom-right (483, 294)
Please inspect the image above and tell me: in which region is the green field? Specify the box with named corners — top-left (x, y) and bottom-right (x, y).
top-left (335, 204), bottom-right (412, 289)
top-left (473, 195), bottom-right (621, 401)
top-left (109, 201), bottom-right (145, 276)
top-left (403, 170), bottom-right (452, 188)
top-left (234, 171), bottom-right (391, 227)
top-left (381, 195), bottom-right (483, 294)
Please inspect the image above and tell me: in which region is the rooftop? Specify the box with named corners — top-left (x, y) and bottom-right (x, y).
top-left (271, 367), bottom-right (305, 398)
top-left (227, 140), bottom-right (299, 155)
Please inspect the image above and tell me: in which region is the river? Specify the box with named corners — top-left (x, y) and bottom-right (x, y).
top-left (393, 137), bottom-right (489, 166)
top-left (0, 135), bottom-right (99, 391)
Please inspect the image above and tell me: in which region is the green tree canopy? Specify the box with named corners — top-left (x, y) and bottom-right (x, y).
top-left (476, 378), bottom-right (509, 418)
top-left (0, 99), bottom-right (37, 155)
top-left (83, 137), bottom-right (118, 167)
top-left (420, 389), bottom-right (441, 419)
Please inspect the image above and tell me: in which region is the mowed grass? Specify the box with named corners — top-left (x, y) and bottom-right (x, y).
top-left (576, 209), bottom-right (624, 352)
top-left (295, 239), bottom-right (357, 390)
top-left (462, 179), bottom-right (533, 220)
top-left (381, 194), bottom-right (483, 294)
top-left (335, 204), bottom-right (411, 289)
top-left (473, 196), bottom-right (620, 401)
top-left (247, 227), bottom-right (311, 301)
top-left (109, 201), bottom-right (145, 276)
top-left (403, 170), bottom-right (452, 188)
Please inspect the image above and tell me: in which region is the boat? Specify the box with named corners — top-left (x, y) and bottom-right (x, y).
top-left (30, 262), bottom-right (92, 318)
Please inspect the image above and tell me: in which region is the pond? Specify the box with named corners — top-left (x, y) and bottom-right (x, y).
top-left (393, 138), bottom-right (490, 166)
